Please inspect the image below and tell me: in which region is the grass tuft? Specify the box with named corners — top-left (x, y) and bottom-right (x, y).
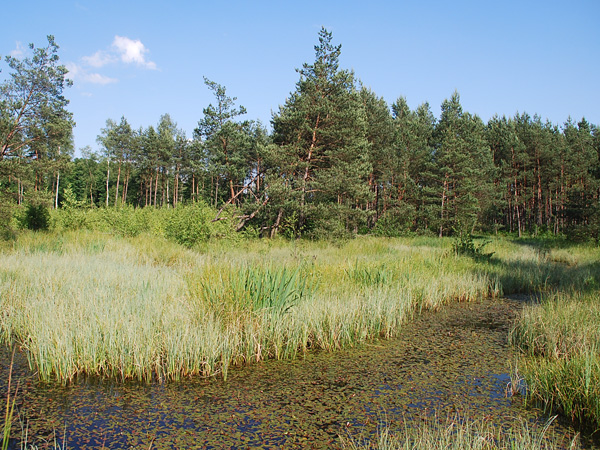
top-left (341, 415), bottom-right (580, 450)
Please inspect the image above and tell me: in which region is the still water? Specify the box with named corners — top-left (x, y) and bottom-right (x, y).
top-left (1, 297), bottom-right (589, 449)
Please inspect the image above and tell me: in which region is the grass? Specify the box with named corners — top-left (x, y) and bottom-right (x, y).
top-left (341, 415), bottom-right (580, 450)
top-left (496, 239), bottom-right (600, 430)
top-left (2, 225), bottom-right (600, 435)
top-left (0, 230), bottom-right (497, 383)
top-left (510, 289), bottom-right (600, 428)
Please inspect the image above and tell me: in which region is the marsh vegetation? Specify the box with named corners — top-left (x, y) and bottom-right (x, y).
top-left (0, 215), bottom-right (599, 447)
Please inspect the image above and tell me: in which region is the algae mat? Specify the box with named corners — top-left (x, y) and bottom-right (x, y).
top-left (1, 297), bottom-right (581, 449)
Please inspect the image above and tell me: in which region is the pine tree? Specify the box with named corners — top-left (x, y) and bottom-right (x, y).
top-left (271, 28), bottom-right (371, 236)
top-left (391, 98), bottom-right (435, 233)
top-left (428, 92), bottom-right (495, 236)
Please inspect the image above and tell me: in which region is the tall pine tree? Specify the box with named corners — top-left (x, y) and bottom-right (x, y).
top-left (271, 28), bottom-right (371, 236)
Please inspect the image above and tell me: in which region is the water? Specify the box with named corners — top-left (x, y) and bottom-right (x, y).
top-left (0, 297), bottom-right (589, 449)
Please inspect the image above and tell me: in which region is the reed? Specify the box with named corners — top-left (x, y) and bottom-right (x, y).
top-left (510, 289), bottom-right (600, 427)
top-left (341, 415), bottom-right (580, 450)
top-left (0, 230), bottom-right (500, 383)
top-left (4, 229), bottom-right (594, 385)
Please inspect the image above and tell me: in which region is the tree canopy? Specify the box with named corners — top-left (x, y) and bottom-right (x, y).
top-left (2, 30), bottom-right (599, 241)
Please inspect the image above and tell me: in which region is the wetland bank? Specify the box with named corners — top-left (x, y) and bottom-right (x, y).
top-left (0, 296), bottom-right (581, 448)
top-left (1, 231), bottom-right (599, 448)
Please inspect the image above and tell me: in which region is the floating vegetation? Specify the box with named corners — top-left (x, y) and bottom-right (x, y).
top-left (0, 296), bottom-right (583, 449)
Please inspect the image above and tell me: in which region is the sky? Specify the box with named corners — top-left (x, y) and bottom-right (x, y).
top-left (2, 0), bottom-right (599, 156)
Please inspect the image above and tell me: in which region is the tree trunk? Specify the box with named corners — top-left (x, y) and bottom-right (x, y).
top-left (105, 159), bottom-right (110, 207)
top-left (114, 162), bottom-right (121, 206)
top-left (123, 171), bottom-right (129, 204)
top-left (300, 113), bottom-right (320, 229)
top-left (192, 175), bottom-right (196, 202)
top-left (439, 177), bottom-right (448, 238)
top-left (55, 171), bottom-right (60, 209)
top-left (166, 169), bottom-right (170, 207)
top-left (154, 168), bottom-right (159, 207)
top-left (271, 208), bottom-right (284, 238)
top-left (214, 178), bottom-right (219, 208)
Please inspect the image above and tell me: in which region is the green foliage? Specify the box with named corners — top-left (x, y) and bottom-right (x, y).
top-left (1, 35), bottom-right (74, 161)
top-left (24, 202), bottom-right (50, 231)
top-left (53, 183), bottom-right (88, 231)
top-left (344, 261), bottom-right (391, 286)
top-left (373, 203), bottom-right (417, 237)
top-left (452, 233), bottom-right (493, 260)
top-left (0, 200), bottom-right (19, 241)
top-left (511, 289), bottom-right (600, 428)
top-left (2, 31), bottom-right (599, 242)
top-left (271, 28), bottom-right (372, 235)
top-left (199, 265), bottom-right (312, 316)
top-left (165, 203), bottom-right (212, 247)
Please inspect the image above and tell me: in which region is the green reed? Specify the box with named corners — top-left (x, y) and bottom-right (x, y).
top-left (510, 289), bottom-right (600, 427)
top-left (341, 415), bottom-right (580, 450)
top-left (0, 230), bottom-right (513, 383)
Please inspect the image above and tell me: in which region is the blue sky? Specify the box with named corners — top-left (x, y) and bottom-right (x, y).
top-left (2, 0), bottom-right (599, 156)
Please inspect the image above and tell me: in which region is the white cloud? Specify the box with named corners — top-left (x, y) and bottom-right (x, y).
top-left (84, 72), bottom-right (118, 85)
top-left (10, 41), bottom-right (26, 58)
top-left (67, 35), bottom-right (156, 87)
top-left (112, 36), bottom-right (157, 70)
top-left (66, 62), bottom-right (118, 85)
top-left (65, 62), bottom-right (81, 77)
top-left (82, 50), bottom-right (116, 68)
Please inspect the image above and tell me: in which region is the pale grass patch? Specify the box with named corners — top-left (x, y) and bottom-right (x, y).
top-left (341, 415), bottom-right (580, 450)
top-left (0, 232), bottom-right (504, 383)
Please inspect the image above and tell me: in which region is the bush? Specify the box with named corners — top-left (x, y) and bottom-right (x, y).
top-left (452, 233), bottom-right (493, 261)
top-left (24, 203), bottom-right (50, 231)
top-left (165, 203), bottom-right (212, 247)
top-left (372, 203), bottom-right (416, 237)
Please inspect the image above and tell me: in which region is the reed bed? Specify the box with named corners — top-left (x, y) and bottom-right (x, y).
top-left (2, 229), bottom-right (595, 390)
top-left (510, 289), bottom-right (600, 428)
top-left (0, 231), bottom-right (497, 383)
top-left (505, 239), bottom-right (600, 429)
top-left (341, 416), bottom-right (580, 450)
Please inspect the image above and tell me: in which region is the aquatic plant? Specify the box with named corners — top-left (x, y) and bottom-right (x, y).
top-left (3, 230), bottom-right (596, 386)
top-left (2, 350), bottom-right (17, 450)
top-left (341, 415), bottom-right (580, 450)
top-left (0, 231), bottom-right (497, 383)
top-left (195, 265), bottom-right (313, 315)
top-left (510, 288), bottom-right (600, 428)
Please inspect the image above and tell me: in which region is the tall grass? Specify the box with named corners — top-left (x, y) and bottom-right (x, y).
top-left (504, 239), bottom-right (600, 429)
top-left (0, 230), bottom-right (497, 383)
top-left (341, 416), bottom-right (580, 450)
top-left (2, 226), bottom-right (596, 389)
top-left (510, 290), bottom-right (600, 427)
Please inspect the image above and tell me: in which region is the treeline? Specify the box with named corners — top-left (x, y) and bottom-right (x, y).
top-left (1, 30), bottom-right (599, 240)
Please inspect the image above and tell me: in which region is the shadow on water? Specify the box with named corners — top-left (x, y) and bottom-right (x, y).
top-left (0, 297), bottom-right (594, 449)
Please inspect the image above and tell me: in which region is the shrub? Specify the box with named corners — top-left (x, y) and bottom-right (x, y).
top-left (24, 203), bottom-right (50, 231)
top-left (452, 233), bottom-right (493, 261)
top-left (165, 203), bottom-right (212, 247)
top-left (373, 203), bottom-right (416, 237)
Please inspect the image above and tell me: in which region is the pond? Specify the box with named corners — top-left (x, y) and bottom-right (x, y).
top-left (0, 297), bottom-right (591, 449)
